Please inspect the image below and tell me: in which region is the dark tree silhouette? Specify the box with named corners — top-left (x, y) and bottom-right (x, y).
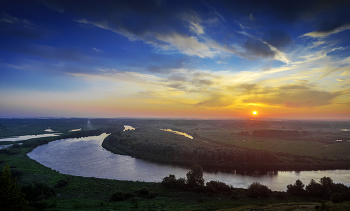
top-left (186, 165), bottom-right (204, 187)
top-left (247, 182), bottom-right (271, 198)
top-left (286, 179), bottom-right (306, 196)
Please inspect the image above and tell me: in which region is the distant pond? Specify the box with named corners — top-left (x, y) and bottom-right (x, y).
top-left (27, 133), bottom-right (350, 191)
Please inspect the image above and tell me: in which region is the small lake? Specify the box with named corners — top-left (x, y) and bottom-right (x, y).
top-left (27, 133), bottom-right (350, 191)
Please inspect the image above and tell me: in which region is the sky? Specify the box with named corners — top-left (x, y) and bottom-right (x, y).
top-left (0, 0), bottom-right (350, 119)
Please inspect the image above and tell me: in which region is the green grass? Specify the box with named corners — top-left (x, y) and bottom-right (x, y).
top-left (193, 128), bottom-right (350, 160)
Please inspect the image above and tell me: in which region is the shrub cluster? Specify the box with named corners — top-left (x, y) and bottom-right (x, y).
top-left (246, 182), bottom-right (271, 198)
top-left (21, 182), bottom-right (55, 203)
top-left (110, 190), bottom-right (135, 201)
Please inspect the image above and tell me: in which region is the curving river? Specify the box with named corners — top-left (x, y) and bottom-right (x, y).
top-left (27, 133), bottom-right (350, 191)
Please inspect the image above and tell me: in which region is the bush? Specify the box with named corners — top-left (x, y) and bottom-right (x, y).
top-left (55, 179), bottom-right (68, 188)
top-left (274, 191), bottom-right (286, 199)
top-left (331, 191), bottom-right (350, 203)
top-left (110, 190), bottom-right (134, 201)
top-left (162, 174), bottom-right (186, 189)
top-left (206, 180), bottom-right (232, 193)
top-left (139, 187), bottom-right (149, 196)
top-left (111, 190), bottom-right (126, 201)
top-left (21, 182), bottom-right (55, 202)
top-left (10, 168), bottom-right (23, 179)
top-left (247, 182), bottom-right (271, 198)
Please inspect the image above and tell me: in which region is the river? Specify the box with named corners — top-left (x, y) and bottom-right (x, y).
top-left (27, 133), bottom-right (350, 191)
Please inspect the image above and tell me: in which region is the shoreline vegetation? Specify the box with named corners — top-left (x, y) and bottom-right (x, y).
top-left (1, 118), bottom-right (350, 210)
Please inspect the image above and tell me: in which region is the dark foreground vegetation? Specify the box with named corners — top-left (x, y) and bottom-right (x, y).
top-left (1, 118), bottom-right (350, 210)
top-left (1, 161), bottom-right (350, 211)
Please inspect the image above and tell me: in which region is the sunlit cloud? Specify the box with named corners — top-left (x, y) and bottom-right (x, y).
top-left (302, 23), bottom-right (350, 38)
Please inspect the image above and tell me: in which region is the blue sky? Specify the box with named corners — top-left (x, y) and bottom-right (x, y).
top-left (1, 0), bottom-right (350, 119)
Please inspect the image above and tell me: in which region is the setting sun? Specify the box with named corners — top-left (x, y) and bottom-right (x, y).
top-left (253, 111), bottom-right (257, 115)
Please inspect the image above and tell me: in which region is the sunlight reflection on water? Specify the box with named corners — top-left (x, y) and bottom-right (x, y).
top-left (123, 125), bottom-right (135, 131)
top-left (0, 133), bottom-right (61, 142)
top-left (160, 129), bottom-right (193, 139)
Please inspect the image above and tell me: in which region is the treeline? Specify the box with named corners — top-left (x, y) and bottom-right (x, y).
top-left (237, 130), bottom-right (308, 137)
top-left (286, 177), bottom-right (350, 203)
top-left (252, 129), bottom-right (308, 138)
top-left (162, 165), bottom-right (350, 203)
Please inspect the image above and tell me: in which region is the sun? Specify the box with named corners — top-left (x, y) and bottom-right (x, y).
top-left (252, 111), bottom-right (257, 115)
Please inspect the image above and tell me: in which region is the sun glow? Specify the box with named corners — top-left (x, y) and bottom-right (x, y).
top-left (253, 111), bottom-right (257, 115)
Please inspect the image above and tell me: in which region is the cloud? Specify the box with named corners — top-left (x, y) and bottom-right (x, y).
top-left (77, 19), bottom-right (215, 58)
top-left (302, 23), bottom-right (350, 37)
top-left (0, 13), bottom-right (31, 26)
top-left (242, 84), bottom-right (342, 108)
top-left (92, 48), bottom-right (103, 53)
top-left (50, 0), bottom-right (297, 62)
top-left (0, 13), bottom-right (42, 39)
top-left (189, 21), bottom-right (204, 35)
top-left (156, 33), bottom-right (214, 58)
top-left (249, 13), bottom-right (256, 22)
top-left (196, 94), bottom-right (233, 107)
top-left (243, 39), bottom-right (275, 58)
top-left (239, 31), bottom-right (291, 63)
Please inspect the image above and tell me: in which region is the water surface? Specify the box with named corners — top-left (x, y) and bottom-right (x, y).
top-left (161, 129), bottom-right (193, 139)
top-left (27, 133), bottom-right (350, 191)
top-left (123, 125), bottom-right (135, 131)
top-left (0, 133), bottom-right (61, 142)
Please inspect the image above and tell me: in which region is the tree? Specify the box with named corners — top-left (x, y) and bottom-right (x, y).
top-left (186, 165), bottom-right (204, 187)
top-left (162, 174), bottom-right (185, 189)
top-left (320, 177), bottom-right (333, 192)
top-left (306, 179), bottom-right (323, 197)
top-left (0, 164), bottom-right (28, 211)
top-left (286, 179), bottom-right (306, 196)
top-left (247, 182), bottom-right (271, 198)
